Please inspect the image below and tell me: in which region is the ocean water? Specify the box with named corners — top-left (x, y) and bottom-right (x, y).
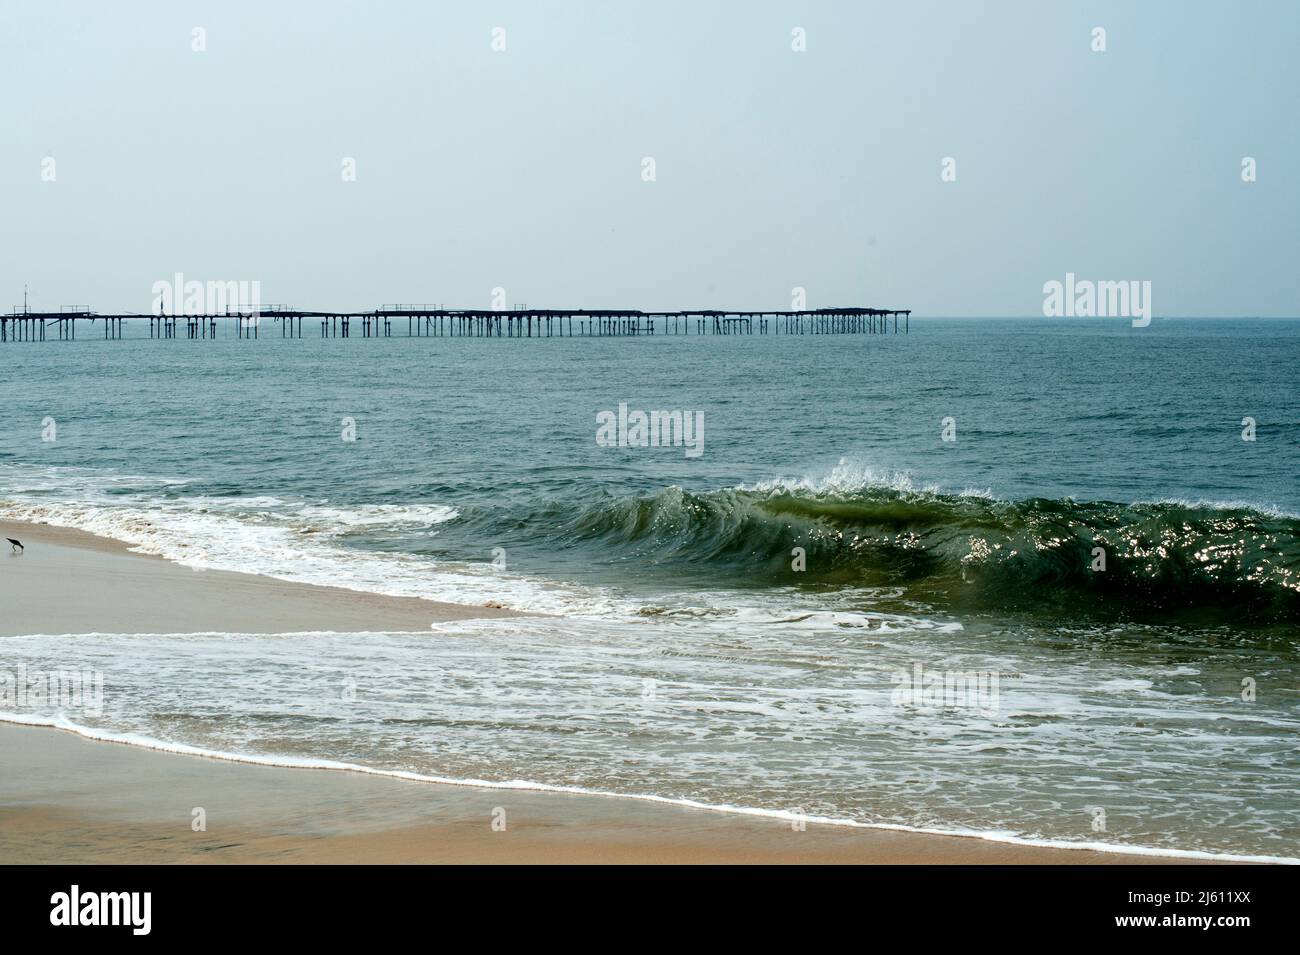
top-left (1, 317), bottom-right (1298, 861)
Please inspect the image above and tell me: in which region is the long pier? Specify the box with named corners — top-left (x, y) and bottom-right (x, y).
top-left (1, 304), bottom-right (910, 341)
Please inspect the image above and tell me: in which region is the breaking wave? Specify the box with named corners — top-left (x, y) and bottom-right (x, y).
top-left (457, 475), bottom-right (1300, 624)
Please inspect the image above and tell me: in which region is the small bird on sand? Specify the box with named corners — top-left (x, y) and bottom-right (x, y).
top-left (6, 538), bottom-right (22, 553)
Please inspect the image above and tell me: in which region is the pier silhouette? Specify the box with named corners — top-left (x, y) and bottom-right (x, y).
top-left (2, 303), bottom-right (910, 341)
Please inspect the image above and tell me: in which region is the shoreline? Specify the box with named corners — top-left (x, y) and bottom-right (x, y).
top-left (0, 517), bottom-right (1252, 865)
top-left (0, 722), bottom-right (1224, 864)
top-left (0, 519), bottom-right (523, 637)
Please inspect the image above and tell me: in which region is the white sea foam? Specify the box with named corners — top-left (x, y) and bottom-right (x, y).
top-left (742, 458), bottom-right (936, 496)
top-left (1, 712), bottom-right (1293, 865)
top-left (0, 468), bottom-right (623, 618)
top-left (1138, 496), bottom-right (1300, 520)
top-left (4, 617), bottom-right (1295, 861)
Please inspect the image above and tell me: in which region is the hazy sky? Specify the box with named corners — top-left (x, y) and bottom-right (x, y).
top-left (3, 1), bottom-right (1296, 316)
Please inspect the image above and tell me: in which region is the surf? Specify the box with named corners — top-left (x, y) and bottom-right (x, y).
top-left (456, 480), bottom-right (1300, 625)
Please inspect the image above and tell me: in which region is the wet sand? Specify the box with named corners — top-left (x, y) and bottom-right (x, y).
top-left (0, 724), bottom-right (1203, 864)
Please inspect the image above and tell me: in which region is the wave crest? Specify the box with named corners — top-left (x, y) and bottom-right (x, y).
top-left (480, 480), bottom-right (1300, 624)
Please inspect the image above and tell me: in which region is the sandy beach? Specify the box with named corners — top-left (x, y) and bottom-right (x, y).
top-left (0, 520), bottom-right (520, 637)
top-left (0, 519), bottom-right (1209, 864)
